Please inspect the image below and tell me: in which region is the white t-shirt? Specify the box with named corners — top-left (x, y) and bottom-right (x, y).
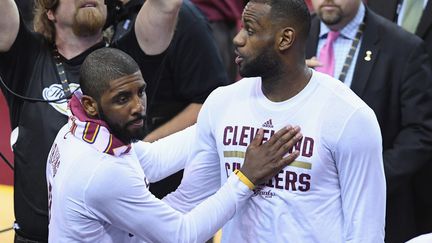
top-left (46, 120), bottom-right (252, 243)
top-left (164, 70), bottom-right (386, 242)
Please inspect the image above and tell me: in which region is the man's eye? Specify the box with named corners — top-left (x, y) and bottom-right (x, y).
top-left (246, 28), bottom-right (254, 35)
top-left (116, 96), bottom-right (128, 104)
top-left (138, 90), bottom-right (145, 98)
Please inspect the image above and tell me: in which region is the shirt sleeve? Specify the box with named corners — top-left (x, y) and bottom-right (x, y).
top-left (84, 157), bottom-right (252, 243)
top-left (335, 107), bottom-right (386, 243)
top-left (162, 91), bottom-right (222, 212)
top-left (134, 125), bottom-right (196, 183)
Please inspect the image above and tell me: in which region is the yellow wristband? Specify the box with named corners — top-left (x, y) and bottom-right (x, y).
top-left (234, 169), bottom-right (255, 190)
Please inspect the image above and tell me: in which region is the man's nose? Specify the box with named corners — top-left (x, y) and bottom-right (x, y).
top-left (131, 96), bottom-right (145, 114)
top-left (233, 29), bottom-right (245, 47)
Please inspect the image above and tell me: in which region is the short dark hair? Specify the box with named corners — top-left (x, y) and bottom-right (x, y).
top-left (250, 0), bottom-right (311, 40)
top-left (79, 48), bottom-right (140, 101)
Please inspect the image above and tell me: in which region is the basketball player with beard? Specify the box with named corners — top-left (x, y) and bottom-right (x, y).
top-left (164, 0), bottom-right (386, 242)
top-left (0, 0), bottom-right (183, 242)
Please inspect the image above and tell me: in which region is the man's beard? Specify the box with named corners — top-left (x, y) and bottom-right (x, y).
top-left (98, 108), bottom-right (147, 144)
top-left (318, 8), bottom-right (343, 26)
top-left (239, 47), bottom-right (281, 79)
top-left (72, 7), bottom-right (106, 37)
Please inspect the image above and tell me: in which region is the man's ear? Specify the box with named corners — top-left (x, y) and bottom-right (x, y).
top-left (81, 95), bottom-right (99, 117)
top-left (278, 27), bottom-right (295, 51)
top-left (46, 9), bottom-right (56, 22)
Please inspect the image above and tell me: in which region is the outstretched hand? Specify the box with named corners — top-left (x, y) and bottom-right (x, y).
top-left (240, 126), bottom-right (302, 186)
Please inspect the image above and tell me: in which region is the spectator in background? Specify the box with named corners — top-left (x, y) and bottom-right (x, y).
top-left (368, 0), bottom-right (432, 65)
top-left (108, 0), bottom-right (230, 199)
top-left (191, 0), bottom-right (245, 81)
top-left (306, 0), bottom-right (432, 242)
top-left (367, 0), bottom-right (432, 237)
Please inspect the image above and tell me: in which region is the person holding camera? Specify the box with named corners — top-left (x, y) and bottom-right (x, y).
top-left (0, 0), bottom-right (182, 241)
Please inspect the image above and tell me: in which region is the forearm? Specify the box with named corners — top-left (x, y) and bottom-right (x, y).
top-left (177, 175), bottom-right (251, 242)
top-left (136, 126), bottom-right (196, 182)
top-left (0, 0), bottom-right (19, 52)
top-left (162, 101), bottom-right (220, 212)
top-left (135, 0), bottom-right (182, 55)
top-left (162, 151), bottom-right (221, 213)
top-left (144, 103), bottom-right (201, 142)
top-left (88, 161), bottom-right (250, 243)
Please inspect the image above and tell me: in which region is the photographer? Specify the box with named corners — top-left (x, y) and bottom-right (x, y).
top-left (0, 0), bottom-right (182, 241)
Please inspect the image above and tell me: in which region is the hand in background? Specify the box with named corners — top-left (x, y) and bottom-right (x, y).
top-left (306, 56), bottom-right (322, 69)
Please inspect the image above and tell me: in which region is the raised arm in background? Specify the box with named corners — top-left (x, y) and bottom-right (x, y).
top-left (0, 0), bottom-right (19, 52)
top-left (135, 0), bottom-right (182, 55)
